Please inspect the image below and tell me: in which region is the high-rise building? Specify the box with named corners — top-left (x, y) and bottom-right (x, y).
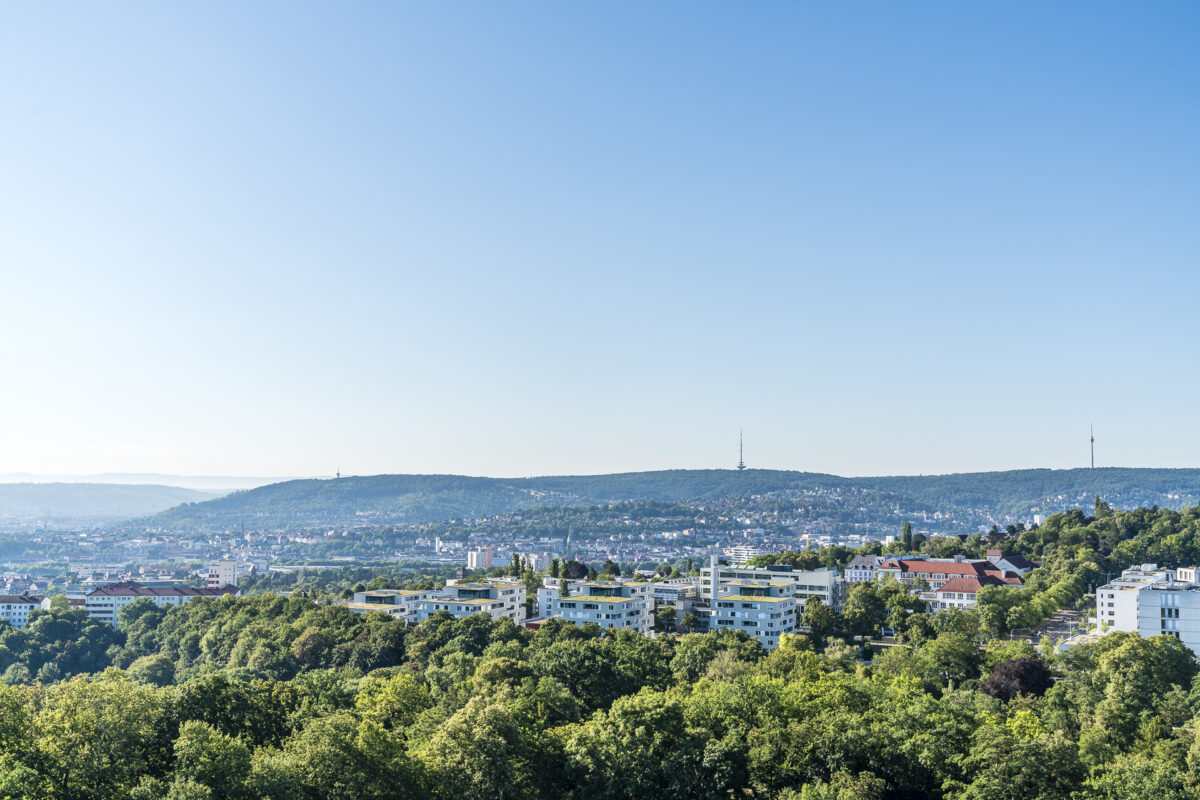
top-left (466, 548), bottom-right (494, 571)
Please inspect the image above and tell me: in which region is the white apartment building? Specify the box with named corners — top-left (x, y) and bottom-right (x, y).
top-left (466, 548), bottom-right (494, 570)
top-left (344, 588), bottom-right (437, 623)
top-left (536, 577), bottom-right (562, 619)
top-left (0, 595), bottom-right (38, 628)
top-left (1094, 564), bottom-right (1200, 652)
top-left (726, 545), bottom-right (772, 564)
top-left (712, 579), bottom-right (797, 651)
top-left (551, 580), bottom-right (653, 634)
top-left (700, 558), bottom-right (846, 609)
top-left (207, 560), bottom-right (238, 589)
top-left (85, 581), bottom-right (240, 629)
top-left (414, 580), bottom-right (526, 623)
top-left (524, 552), bottom-right (553, 572)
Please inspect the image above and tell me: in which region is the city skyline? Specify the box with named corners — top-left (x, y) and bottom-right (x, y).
top-left (3, 2), bottom-right (1199, 477)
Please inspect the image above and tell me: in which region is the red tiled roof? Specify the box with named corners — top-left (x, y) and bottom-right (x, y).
top-left (86, 581), bottom-right (238, 598)
top-left (980, 568), bottom-right (1024, 585)
top-left (880, 559), bottom-right (986, 577)
top-left (937, 575), bottom-right (1006, 595)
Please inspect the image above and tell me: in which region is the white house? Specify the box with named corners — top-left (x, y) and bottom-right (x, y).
top-left (924, 575), bottom-right (1006, 612)
top-left (845, 555), bottom-right (883, 584)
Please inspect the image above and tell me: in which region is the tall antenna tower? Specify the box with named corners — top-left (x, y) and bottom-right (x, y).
top-left (737, 430), bottom-right (745, 471)
top-left (1090, 424), bottom-right (1095, 469)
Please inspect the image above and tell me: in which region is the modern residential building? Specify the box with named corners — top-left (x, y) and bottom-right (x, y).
top-left (700, 558), bottom-right (846, 609)
top-left (1093, 564), bottom-right (1200, 651)
top-left (712, 579), bottom-right (797, 650)
top-left (207, 559), bottom-right (238, 589)
top-left (652, 577), bottom-right (701, 616)
top-left (413, 580), bottom-right (526, 623)
top-left (550, 580), bottom-right (653, 634)
top-left (536, 577), bottom-right (562, 619)
top-left (85, 581), bottom-right (240, 628)
top-left (466, 548), bottom-right (494, 570)
top-left (0, 595), bottom-right (38, 628)
top-left (343, 588), bottom-right (437, 623)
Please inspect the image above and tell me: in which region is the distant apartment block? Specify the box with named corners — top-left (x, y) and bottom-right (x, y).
top-left (466, 548), bottom-right (494, 570)
top-left (207, 559), bottom-right (238, 589)
top-left (85, 581), bottom-right (240, 629)
top-left (524, 552), bottom-right (553, 571)
top-left (0, 595), bottom-right (38, 628)
top-left (550, 580), bottom-right (653, 634)
top-left (414, 580), bottom-right (525, 623)
top-left (725, 545), bottom-right (771, 564)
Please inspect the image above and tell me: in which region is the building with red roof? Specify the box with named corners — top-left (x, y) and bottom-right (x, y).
top-left (85, 580), bottom-right (239, 629)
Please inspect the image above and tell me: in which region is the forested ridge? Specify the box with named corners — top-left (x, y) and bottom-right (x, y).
top-left (139, 467), bottom-right (1200, 530)
top-left (9, 504), bottom-right (1200, 798)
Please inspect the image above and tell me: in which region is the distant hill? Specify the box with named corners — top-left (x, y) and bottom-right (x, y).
top-left (0, 483), bottom-right (219, 526)
top-left (0, 473), bottom-right (293, 492)
top-left (857, 468), bottom-right (1200, 516)
top-left (136, 467), bottom-right (1200, 531)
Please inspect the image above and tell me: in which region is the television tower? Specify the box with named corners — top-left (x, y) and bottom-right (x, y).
top-left (737, 430), bottom-right (745, 471)
top-left (1090, 424), bottom-right (1094, 469)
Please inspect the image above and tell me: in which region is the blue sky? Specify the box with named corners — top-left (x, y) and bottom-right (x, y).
top-left (1, 2), bottom-right (1198, 478)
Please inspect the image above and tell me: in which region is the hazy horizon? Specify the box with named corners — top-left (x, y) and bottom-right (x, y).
top-left (3, 2), bottom-right (1198, 477)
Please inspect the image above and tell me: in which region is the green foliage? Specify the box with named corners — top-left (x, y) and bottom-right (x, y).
top-left (9, 505), bottom-right (1200, 798)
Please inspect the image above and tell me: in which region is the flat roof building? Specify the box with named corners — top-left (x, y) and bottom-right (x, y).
top-left (344, 589), bottom-right (437, 623)
top-left (414, 580), bottom-right (526, 623)
top-left (700, 558), bottom-right (846, 609)
top-left (712, 579), bottom-right (797, 651)
top-left (550, 580), bottom-right (652, 635)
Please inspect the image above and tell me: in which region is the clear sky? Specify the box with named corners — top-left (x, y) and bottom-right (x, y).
top-left (2, 2), bottom-right (1198, 479)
